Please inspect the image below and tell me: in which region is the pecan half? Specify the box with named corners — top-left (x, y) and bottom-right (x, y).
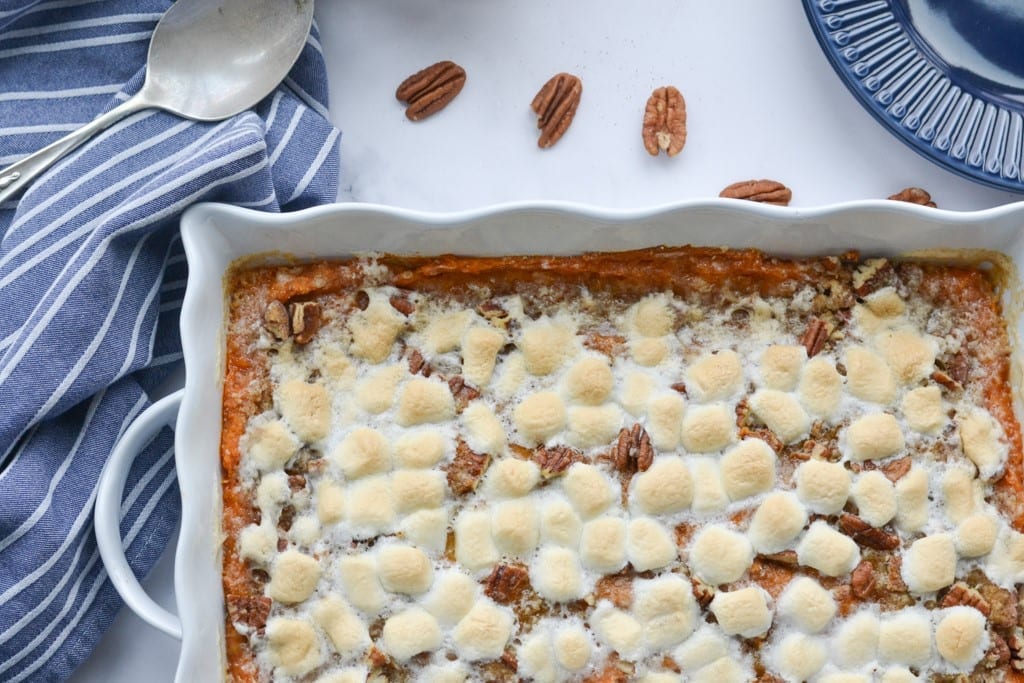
top-left (642, 86), bottom-right (686, 157)
top-left (613, 424), bottom-right (654, 474)
top-left (800, 317), bottom-right (829, 357)
top-left (941, 583), bottom-right (991, 616)
top-left (264, 300), bottom-right (290, 341)
top-left (534, 444), bottom-right (582, 478)
top-left (289, 301), bottom-right (322, 345)
top-left (395, 60), bottom-right (467, 121)
top-left (888, 187), bottom-right (936, 208)
top-left (446, 440), bottom-right (490, 496)
top-left (838, 513), bottom-right (900, 550)
top-left (531, 72), bottom-right (582, 148)
top-left (858, 527), bottom-right (900, 551)
top-left (483, 563), bottom-right (531, 604)
top-left (719, 179), bottom-right (792, 206)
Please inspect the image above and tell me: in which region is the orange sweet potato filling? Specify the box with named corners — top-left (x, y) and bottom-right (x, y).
top-left (219, 247), bottom-right (1023, 682)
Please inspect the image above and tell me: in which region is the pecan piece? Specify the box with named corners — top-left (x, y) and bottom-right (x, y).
top-left (837, 513), bottom-right (900, 550)
top-left (880, 456), bottom-right (912, 483)
top-left (389, 294), bottom-right (415, 316)
top-left (719, 179), bottom-right (792, 206)
top-left (984, 632), bottom-right (1011, 670)
top-left (583, 333), bottom-right (626, 358)
top-left (406, 348), bottom-right (431, 377)
top-left (854, 526), bottom-right (900, 551)
top-left (669, 382), bottom-right (688, 395)
top-left (760, 550), bottom-right (799, 567)
top-left (750, 429), bottom-right (784, 455)
top-left (448, 374), bottom-right (481, 410)
top-left (227, 594), bottom-right (272, 634)
top-left (930, 369), bottom-right (962, 392)
top-left (941, 583), bottom-right (991, 616)
top-left (613, 424), bottom-right (654, 474)
top-left (851, 258), bottom-right (894, 296)
top-left (264, 300), bottom-right (291, 341)
top-left (500, 649), bottom-right (519, 673)
top-left (885, 555), bottom-right (908, 593)
top-left (278, 504), bottom-right (295, 533)
top-left (1009, 630), bottom-right (1024, 671)
top-left (595, 571), bottom-right (634, 609)
top-left (979, 582), bottom-right (1019, 628)
top-left (354, 289), bottom-right (370, 311)
top-left (289, 301), bottom-right (322, 345)
top-left (832, 585), bottom-right (854, 614)
top-left (691, 578), bottom-right (715, 609)
top-left (476, 300), bottom-right (509, 324)
top-left (584, 659), bottom-right (632, 683)
top-left (888, 187), bottom-right (936, 208)
top-left (483, 563), bottom-right (531, 604)
top-left (642, 85), bottom-right (686, 157)
top-left (945, 350), bottom-right (971, 387)
top-left (395, 60), bottom-right (466, 121)
top-left (850, 559), bottom-right (876, 599)
top-left (534, 444), bottom-right (582, 478)
top-left (800, 317), bottom-right (829, 357)
top-left (366, 646), bottom-right (403, 681)
top-left (446, 440), bottom-right (490, 496)
top-left (531, 72), bottom-right (582, 148)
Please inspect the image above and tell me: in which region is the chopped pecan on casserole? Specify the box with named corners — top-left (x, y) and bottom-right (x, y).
top-left (220, 247), bottom-right (1024, 682)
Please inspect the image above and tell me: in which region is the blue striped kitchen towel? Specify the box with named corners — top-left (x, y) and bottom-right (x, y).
top-left (0, 2), bottom-right (340, 681)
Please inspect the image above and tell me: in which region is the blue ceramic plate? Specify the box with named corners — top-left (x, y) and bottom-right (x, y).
top-left (803, 0), bottom-right (1024, 192)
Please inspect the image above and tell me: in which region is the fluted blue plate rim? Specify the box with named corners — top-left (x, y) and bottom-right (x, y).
top-left (803, 0), bottom-right (1024, 194)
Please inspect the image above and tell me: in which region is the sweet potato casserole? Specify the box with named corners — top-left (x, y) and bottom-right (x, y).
top-left (219, 247), bottom-right (1024, 682)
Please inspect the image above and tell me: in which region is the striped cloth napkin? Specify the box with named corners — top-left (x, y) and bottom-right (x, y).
top-left (0, 2), bottom-right (340, 681)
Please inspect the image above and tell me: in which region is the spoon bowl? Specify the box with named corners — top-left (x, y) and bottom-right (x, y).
top-left (0, 0), bottom-right (315, 201)
top-left (144, 0), bottom-right (314, 121)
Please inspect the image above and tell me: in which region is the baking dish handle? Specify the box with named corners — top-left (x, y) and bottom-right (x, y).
top-left (95, 389), bottom-right (184, 640)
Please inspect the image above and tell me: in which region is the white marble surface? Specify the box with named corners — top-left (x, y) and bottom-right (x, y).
top-left (71, 1), bottom-right (1023, 682)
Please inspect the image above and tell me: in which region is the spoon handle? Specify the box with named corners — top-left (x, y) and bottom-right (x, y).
top-left (0, 94), bottom-right (151, 205)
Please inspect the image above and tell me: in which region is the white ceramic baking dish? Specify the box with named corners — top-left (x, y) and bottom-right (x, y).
top-left (94, 199), bottom-right (1024, 682)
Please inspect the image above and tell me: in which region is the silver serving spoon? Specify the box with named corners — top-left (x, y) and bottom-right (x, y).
top-left (0, 0), bottom-right (314, 203)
